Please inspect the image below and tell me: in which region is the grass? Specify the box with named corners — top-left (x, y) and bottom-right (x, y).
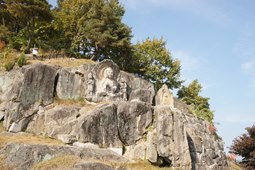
top-left (28, 58), bottom-right (95, 68)
top-left (122, 160), bottom-right (172, 170)
top-left (0, 132), bottom-right (63, 149)
top-left (31, 157), bottom-right (172, 170)
top-left (53, 97), bottom-right (88, 106)
top-left (0, 121), bottom-right (4, 132)
top-left (228, 160), bottom-right (243, 170)
top-left (31, 155), bottom-right (81, 170)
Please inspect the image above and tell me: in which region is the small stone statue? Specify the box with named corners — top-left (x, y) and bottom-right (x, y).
top-left (120, 77), bottom-right (127, 101)
top-left (100, 67), bottom-right (118, 96)
top-left (87, 72), bottom-right (95, 96)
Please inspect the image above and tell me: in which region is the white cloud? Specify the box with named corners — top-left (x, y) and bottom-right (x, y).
top-left (241, 61), bottom-right (254, 73)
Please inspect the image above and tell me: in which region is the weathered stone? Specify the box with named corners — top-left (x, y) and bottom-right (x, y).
top-left (8, 117), bottom-right (30, 133)
top-left (73, 142), bottom-right (99, 149)
top-left (44, 106), bottom-right (80, 138)
top-left (0, 142), bottom-right (128, 170)
top-left (155, 84), bottom-right (174, 107)
top-left (56, 68), bottom-right (84, 99)
top-left (108, 147), bottom-right (123, 155)
top-left (124, 142), bottom-right (147, 160)
top-left (0, 110), bottom-right (4, 120)
top-left (0, 60), bottom-right (229, 170)
top-left (0, 69), bottom-right (24, 102)
top-left (3, 101), bottom-right (23, 130)
top-left (77, 104), bottom-right (122, 147)
top-left (19, 63), bottom-right (58, 108)
top-left (117, 101), bottom-right (153, 145)
top-left (192, 136), bottom-right (203, 153)
top-left (146, 130), bottom-right (158, 163)
top-left (129, 89), bottom-right (154, 104)
top-left (155, 106), bottom-right (192, 169)
top-left (57, 134), bottom-right (77, 144)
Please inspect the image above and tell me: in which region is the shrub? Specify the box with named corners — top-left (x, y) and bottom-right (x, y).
top-left (4, 61), bottom-right (15, 71)
top-left (17, 53), bottom-right (27, 67)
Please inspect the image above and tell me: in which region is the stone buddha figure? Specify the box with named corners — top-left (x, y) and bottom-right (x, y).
top-left (99, 67), bottom-right (118, 96)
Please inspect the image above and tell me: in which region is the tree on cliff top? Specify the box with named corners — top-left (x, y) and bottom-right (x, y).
top-left (177, 79), bottom-right (214, 122)
top-left (5, 0), bottom-right (52, 51)
top-left (132, 37), bottom-right (183, 90)
top-left (56, 0), bottom-right (132, 68)
top-left (230, 124), bottom-right (255, 170)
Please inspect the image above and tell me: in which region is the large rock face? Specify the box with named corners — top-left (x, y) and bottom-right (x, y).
top-left (0, 141), bottom-right (128, 170)
top-left (0, 60), bottom-right (229, 170)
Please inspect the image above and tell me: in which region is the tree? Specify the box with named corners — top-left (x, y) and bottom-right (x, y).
top-left (56, 0), bottom-right (132, 66)
top-left (177, 79), bottom-right (214, 122)
top-left (230, 124), bottom-right (255, 170)
top-left (132, 37), bottom-right (183, 90)
top-left (6, 0), bottom-right (52, 50)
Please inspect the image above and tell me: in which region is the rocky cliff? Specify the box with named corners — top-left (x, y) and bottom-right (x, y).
top-left (0, 60), bottom-right (229, 170)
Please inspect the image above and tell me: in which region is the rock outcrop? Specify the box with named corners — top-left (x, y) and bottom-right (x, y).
top-left (0, 60), bottom-right (229, 170)
top-left (0, 139), bottom-right (127, 170)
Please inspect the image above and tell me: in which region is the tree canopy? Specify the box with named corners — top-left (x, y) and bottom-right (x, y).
top-left (230, 124), bottom-right (255, 170)
top-left (177, 80), bottom-right (214, 122)
top-left (5, 0), bottom-right (52, 50)
top-left (132, 37), bottom-right (183, 90)
top-left (56, 0), bottom-right (132, 65)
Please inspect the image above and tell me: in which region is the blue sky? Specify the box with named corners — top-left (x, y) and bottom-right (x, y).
top-left (48, 0), bottom-right (255, 152)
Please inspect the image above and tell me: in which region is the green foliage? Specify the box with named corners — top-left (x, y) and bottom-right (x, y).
top-left (177, 80), bottom-right (214, 122)
top-left (0, 25), bottom-right (12, 42)
top-left (132, 37), bottom-right (183, 90)
top-left (5, 0), bottom-right (53, 50)
top-left (230, 124), bottom-right (255, 170)
top-left (56, 0), bottom-right (132, 66)
top-left (1, 49), bottom-right (17, 71)
top-left (17, 53), bottom-right (26, 67)
top-left (3, 60), bottom-right (15, 71)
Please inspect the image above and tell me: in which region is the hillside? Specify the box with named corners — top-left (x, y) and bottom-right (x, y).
top-left (0, 58), bottom-right (229, 170)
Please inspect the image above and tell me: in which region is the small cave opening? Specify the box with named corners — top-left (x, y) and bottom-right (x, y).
top-left (153, 156), bottom-right (172, 167)
top-left (53, 73), bottom-right (59, 98)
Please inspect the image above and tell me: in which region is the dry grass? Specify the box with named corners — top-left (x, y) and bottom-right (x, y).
top-left (52, 97), bottom-right (88, 107)
top-left (123, 160), bottom-right (172, 170)
top-left (0, 132), bottom-right (63, 149)
top-left (0, 121), bottom-right (5, 132)
top-left (31, 155), bottom-right (81, 170)
top-left (228, 160), bottom-right (243, 170)
top-left (31, 157), bottom-right (172, 170)
top-left (28, 58), bottom-right (95, 68)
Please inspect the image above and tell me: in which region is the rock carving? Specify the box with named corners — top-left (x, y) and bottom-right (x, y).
top-left (87, 72), bottom-right (95, 97)
top-left (119, 77), bottom-right (127, 101)
top-left (99, 67), bottom-right (118, 96)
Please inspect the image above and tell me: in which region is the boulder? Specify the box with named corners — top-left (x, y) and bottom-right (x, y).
top-left (76, 104), bottom-right (122, 147)
top-left (155, 84), bottom-right (174, 107)
top-left (0, 142), bottom-right (128, 170)
top-left (56, 68), bottom-right (85, 99)
top-left (19, 63), bottom-right (58, 108)
top-left (117, 101), bottom-right (153, 145)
